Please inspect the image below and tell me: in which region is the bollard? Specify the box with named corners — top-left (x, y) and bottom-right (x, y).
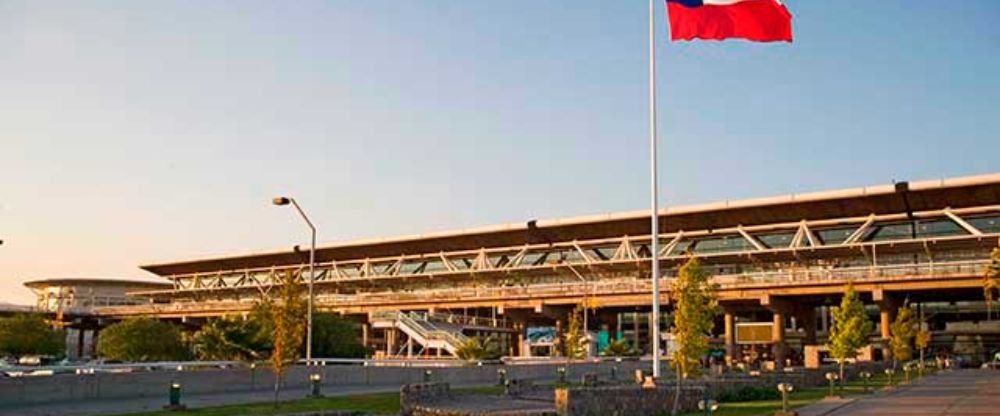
top-left (777, 382), bottom-right (796, 416)
top-left (497, 368), bottom-right (507, 386)
top-left (557, 367), bottom-right (567, 384)
top-left (250, 362), bottom-right (257, 391)
top-left (611, 365), bottom-right (618, 380)
top-left (424, 369), bottom-right (433, 383)
top-left (308, 373), bottom-right (323, 398)
top-left (903, 364), bottom-right (912, 384)
top-left (860, 371), bottom-right (872, 394)
top-left (824, 372), bottom-right (839, 398)
top-left (701, 384), bottom-right (717, 416)
top-left (163, 382), bottom-right (186, 411)
top-left (885, 368), bottom-right (895, 388)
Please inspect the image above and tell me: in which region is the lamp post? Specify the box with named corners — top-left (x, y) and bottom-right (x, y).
top-left (273, 196), bottom-right (316, 364)
top-left (824, 372), bottom-right (839, 398)
top-left (860, 371), bottom-right (872, 394)
top-left (777, 382), bottom-right (794, 416)
top-left (309, 373), bottom-right (323, 398)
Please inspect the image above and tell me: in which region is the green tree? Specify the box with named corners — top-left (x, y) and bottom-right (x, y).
top-left (312, 313), bottom-right (366, 359)
top-left (191, 316), bottom-right (269, 361)
top-left (986, 247), bottom-right (1000, 321)
top-left (0, 314), bottom-right (65, 359)
top-left (562, 305), bottom-right (587, 359)
top-left (890, 306), bottom-right (918, 368)
top-left (97, 318), bottom-right (188, 362)
top-left (670, 257), bottom-right (719, 416)
top-left (828, 282), bottom-right (874, 383)
top-left (265, 270), bottom-right (307, 406)
top-left (454, 335), bottom-right (502, 361)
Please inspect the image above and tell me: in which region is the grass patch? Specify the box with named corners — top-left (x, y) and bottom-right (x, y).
top-left (677, 370), bottom-right (934, 416)
top-left (119, 385), bottom-right (505, 416)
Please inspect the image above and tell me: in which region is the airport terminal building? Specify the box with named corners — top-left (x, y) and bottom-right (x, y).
top-left (42, 173), bottom-right (1000, 366)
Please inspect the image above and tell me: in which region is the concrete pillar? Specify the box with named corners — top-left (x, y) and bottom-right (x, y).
top-left (772, 310), bottom-right (786, 369)
top-left (801, 306), bottom-right (818, 346)
top-left (386, 329), bottom-right (396, 356)
top-left (361, 323), bottom-right (370, 350)
top-left (518, 328), bottom-right (527, 357)
top-left (406, 335), bottom-right (414, 358)
top-left (724, 311), bottom-right (737, 365)
top-left (77, 328), bottom-right (86, 359)
top-left (879, 301), bottom-right (896, 361)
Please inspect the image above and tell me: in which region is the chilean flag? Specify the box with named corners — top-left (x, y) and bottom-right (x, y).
top-left (666, 0), bottom-right (793, 43)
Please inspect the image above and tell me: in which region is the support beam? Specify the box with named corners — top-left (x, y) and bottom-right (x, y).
top-left (945, 208), bottom-right (984, 236)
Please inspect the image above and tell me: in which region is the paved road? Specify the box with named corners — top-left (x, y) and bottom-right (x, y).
top-left (0, 383), bottom-right (418, 416)
top-left (805, 369), bottom-right (1000, 416)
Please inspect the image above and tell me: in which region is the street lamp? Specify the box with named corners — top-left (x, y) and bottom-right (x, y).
top-left (824, 372), bottom-right (839, 398)
top-left (273, 196), bottom-right (316, 363)
top-left (776, 382), bottom-right (794, 415)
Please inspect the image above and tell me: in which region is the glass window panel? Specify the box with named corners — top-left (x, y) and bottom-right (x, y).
top-left (867, 223), bottom-right (914, 242)
top-left (422, 260), bottom-right (449, 274)
top-left (915, 219), bottom-right (965, 238)
top-left (968, 215), bottom-right (1000, 234)
top-left (815, 227), bottom-right (855, 245)
top-left (690, 235), bottom-right (754, 254)
top-left (667, 240), bottom-right (693, 256)
top-left (757, 232), bottom-right (796, 249)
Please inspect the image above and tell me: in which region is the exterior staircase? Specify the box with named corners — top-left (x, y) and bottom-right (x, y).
top-left (371, 311), bottom-right (470, 356)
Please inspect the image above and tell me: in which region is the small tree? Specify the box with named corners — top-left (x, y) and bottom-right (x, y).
top-left (454, 335), bottom-right (502, 361)
top-left (670, 257), bottom-right (719, 416)
top-left (828, 282), bottom-right (874, 384)
top-left (0, 314), bottom-right (65, 359)
top-left (889, 306), bottom-right (918, 368)
top-left (986, 247), bottom-right (1000, 321)
top-left (562, 305), bottom-right (587, 359)
top-left (601, 339), bottom-right (639, 357)
top-left (266, 270), bottom-right (307, 406)
top-left (97, 318), bottom-right (188, 362)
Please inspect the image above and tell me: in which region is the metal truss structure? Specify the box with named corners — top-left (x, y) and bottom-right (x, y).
top-left (129, 205), bottom-right (1000, 305)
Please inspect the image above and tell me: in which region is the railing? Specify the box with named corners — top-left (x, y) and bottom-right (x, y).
top-left (390, 311), bottom-right (470, 351)
top-left (329, 259), bottom-right (991, 306)
top-left (97, 259), bottom-right (991, 316)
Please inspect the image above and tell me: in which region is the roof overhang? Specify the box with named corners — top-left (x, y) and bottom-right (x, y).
top-left (140, 172), bottom-right (1000, 277)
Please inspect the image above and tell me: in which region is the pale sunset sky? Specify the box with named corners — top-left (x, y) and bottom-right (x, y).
top-left (1, 1), bottom-right (998, 304)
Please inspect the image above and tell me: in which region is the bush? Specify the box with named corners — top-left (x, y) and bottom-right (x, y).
top-left (716, 385), bottom-right (781, 402)
top-left (97, 318), bottom-right (189, 362)
top-left (312, 313), bottom-right (366, 359)
top-left (0, 314), bottom-right (65, 359)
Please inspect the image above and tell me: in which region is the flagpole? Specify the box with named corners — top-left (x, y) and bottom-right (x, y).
top-left (648, 0), bottom-right (662, 380)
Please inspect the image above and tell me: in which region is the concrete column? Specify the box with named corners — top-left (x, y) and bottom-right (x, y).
top-left (406, 335), bottom-right (414, 358)
top-left (386, 329), bottom-right (396, 356)
top-left (724, 311), bottom-right (737, 365)
top-left (879, 301), bottom-right (896, 361)
top-left (801, 306), bottom-right (818, 346)
top-left (361, 323), bottom-right (370, 350)
top-left (772, 310), bottom-right (786, 369)
top-left (518, 328), bottom-right (527, 357)
top-left (77, 328), bottom-right (86, 359)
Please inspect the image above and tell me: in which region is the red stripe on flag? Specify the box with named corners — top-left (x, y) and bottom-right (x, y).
top-left (667, 0), bottom-right (793, 43)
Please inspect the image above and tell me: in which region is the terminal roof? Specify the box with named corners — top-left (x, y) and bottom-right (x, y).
top-left (141, 173), bottom-right (1000, 277)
